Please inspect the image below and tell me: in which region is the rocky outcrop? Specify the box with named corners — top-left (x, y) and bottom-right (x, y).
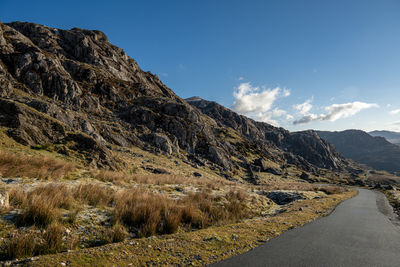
top-left (0, 190), bottom-right (9, 208)
top-left (0, 98), bottom-right (67, 146)
top-left (284, 130), bottom-right (345, 170)
top-left (0, 22), bottom-right (230, 170)
top-left (144, 133), bottom-right (176, 154)
top-left (267, 191), bottom-right (304, 205)
top-left (187, 97), bottom-right (348, 171)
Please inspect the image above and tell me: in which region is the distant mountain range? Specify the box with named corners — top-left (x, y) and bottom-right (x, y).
top-left (369, 130), bottom-right (400, 146)
top-left (317, 130), bottom-right (400, 174)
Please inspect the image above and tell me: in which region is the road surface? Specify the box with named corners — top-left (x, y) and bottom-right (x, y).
top-left (212, 189), bottom-right (400, 267)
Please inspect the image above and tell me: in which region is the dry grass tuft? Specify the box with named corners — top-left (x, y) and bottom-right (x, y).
top-left (73, 183), bottom-right (114, 207)
top-left (31, 184), bottom-right (75, 210)
top-left (113, 188), bottom-right (250, 237)
top-left (92, 169), bottom-right (235, 190)
top-left (181, 189), bottom-right (250, 228)
top-left (316, 186), bottom-right (346, 195)
top-left (8, 187), bottom-right (27, 207)
top-left (42, 223), bottom-right (65, 254)
top-left (4, 231), bottom-right (38, 260)
top-left (0, 150), bottom-right (74, 179)
top-left (113, 189), bottom-right (169, 237)
top-left (93, 170), bottom-right (128, 184)
top-left (17, 194), bottom-right (58, 228)
top-left (3, 223), bottom-right (72, 260)
top-left (13, 184), bottom-right (75, 227)
top-left (104, 223), bottom-right (128, 243)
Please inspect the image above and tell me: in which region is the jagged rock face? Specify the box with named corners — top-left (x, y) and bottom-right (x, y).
top-left (0, 21), bottom-right (226, 169)
top-left (0, 21), bottom-right (349, 174)
top-left (285, 130), bottom-right (345, 170)
top-left (186, 97), bottom-right (285, 146)
top-left (0, 98), bottom-right (67, 145)
top-left (187, 97), bottom-right (347, 170)
top-left (1, 22), bottom-right (178, 107)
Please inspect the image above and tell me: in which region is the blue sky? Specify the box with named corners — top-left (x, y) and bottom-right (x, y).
top-left (2, 0), bottom-right (400, 132)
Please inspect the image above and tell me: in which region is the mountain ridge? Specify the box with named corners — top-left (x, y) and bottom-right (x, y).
top-left (369, 130), bottom-right (400, 146)
top-left (0, 21), bottom-right (355, 181)
top-left (317, 129), bottom-right (400, 174)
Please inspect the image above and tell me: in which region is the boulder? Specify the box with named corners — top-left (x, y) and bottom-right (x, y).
top-left (383, 184), bottom-right (394, 190)
top-left (373, 184), bottom-right (382, 189)
top-left (253, 158), bottom-right (268, 171)
top-left (208, 146), bottom-right (231, 171)
top-left (300, 172), bottom-right (311, 181)
top-left (145, 133), bottom-right (173, 155)
top-left (193, 172), bottom-right (202, 177)
top-left (249, 164), bottom-right (261, 173)
top-left (0, 190), bottom-right (9, 208)
top-left (267, 191), bottom-right (304, 205)
top-left (265, 167), bottom-right (282, 175)
top-left (153, 168), bottom-right (170, 174)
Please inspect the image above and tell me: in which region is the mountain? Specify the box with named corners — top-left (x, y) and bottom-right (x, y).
top-left (186, 97), bottom-right (347, 171)
top-left (0, 21), bottom-right (352, 180)
top-left (369, 130), bottom-right (400, 146)
top-left (317, 130), bottom-right (400, 174)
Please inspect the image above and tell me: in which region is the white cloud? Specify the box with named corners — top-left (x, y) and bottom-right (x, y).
top-left (286, 114), bottom-right (294, 120)
top-left (321, 102), bottom-right (379, 121)
top-left (238, 76), bottom-right (245, 81)
top-left (390, 109), bottom-right (400, 115)
top-left (231, 82), bottom-right (291, 125)
top-left (293, 101), bottom-right (378, 125)
top-left (282, 89), bottom-right (291, 97)
top-left (293, 98), bottom-right (313, 115)
top-left (253, 113), bottom-right (279, 126)
top-left (293, 114), bottom-right (318, 125)
top-left (385, 121), bottom-right (400, 132)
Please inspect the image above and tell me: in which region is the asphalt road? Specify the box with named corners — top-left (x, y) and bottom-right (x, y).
top-left (211, 189), bottom-right (400, 267)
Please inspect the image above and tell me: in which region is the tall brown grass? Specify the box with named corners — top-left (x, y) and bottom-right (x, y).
top-left (0, 151), bottom-right (74, 179)
top-left (12, 184), bottom-right (74, 227)
top-left (11, 182), bottom-right (115, 228)
top-left (3, 223), bottom-right (73, 260)
top-left (113, 188), bottom-right (250, 237)
top-left (42, 223), bottom-right (65, 253)
top-left (93, 170), bottom-right (128, 184)
top-left (181, 189), bottom-right (249, 228)
top-left (17, 194), bottom-right (58, 227)
top-left (93, 169), bottom-right (235, 189)
top-left (73, 183), bottom-right (114, 207)
top-left (4, 231), bottom-right (38, 260)
top-left (113, 189), bottom-right (176, 237)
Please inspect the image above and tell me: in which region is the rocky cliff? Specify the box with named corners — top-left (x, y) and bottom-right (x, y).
top-left (187, 97), bottom-right (348, 171)
top-left (0, 21), bottom-right (351, 179)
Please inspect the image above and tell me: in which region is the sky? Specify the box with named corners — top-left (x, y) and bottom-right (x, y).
top-left (1, 0), bottom-right (400, 132)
